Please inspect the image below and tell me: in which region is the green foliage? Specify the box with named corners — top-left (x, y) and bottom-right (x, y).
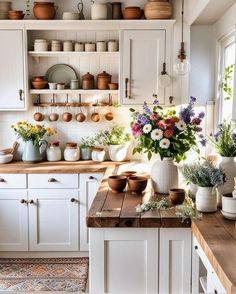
top-left (181, 160), bottom-right (226, 187)
top-left (96, 125), bottom-right (131, 146)
top-left (220, 64), bottom-right (235, 100)
top-left (80, 136), bottom-right (96, 148)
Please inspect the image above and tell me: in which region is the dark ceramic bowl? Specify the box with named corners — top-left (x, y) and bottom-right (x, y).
top-left (108, 175), bottom-right (127, 193)
top-left (128, 176), bottom-right (148, 194)
top-left (169, 188), bottom-right (185, 205)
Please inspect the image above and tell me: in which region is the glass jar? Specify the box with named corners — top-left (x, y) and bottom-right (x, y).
top-left (64, 142), bottom-right (80, 162)
top-left (46, 142), bottom-right (62, 162)
top-left (92, 147), bottom-right (105, 162)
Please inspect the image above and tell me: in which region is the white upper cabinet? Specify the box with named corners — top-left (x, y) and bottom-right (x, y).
top-left (0, 30), bottom-right (26, 110)
top-left (120, 30), bottom-right (170, 105)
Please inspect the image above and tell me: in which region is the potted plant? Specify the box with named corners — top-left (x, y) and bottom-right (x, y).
top-left (12, 121), bottom-right (55, 163)
top-left (182, 160), bottom-right (226, 212)
top-left (96, 125), bottom-right (131, 162)
top-left (80, 136), bottom-right (96, 160)
top-left (210, 120), bottom-right (236, 201)
top-left (130, 96), bottom-right (205, 193)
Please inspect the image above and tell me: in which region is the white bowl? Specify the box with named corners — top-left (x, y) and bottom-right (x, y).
top-left (62, 12), bottom-right (79, 20)
top-left (221, 210), bottom-right (236, 220)
top-left (48, 82), bottom-right (57, 90)
top-left (0, 154), bottom-right (13, 164)
top-left (222, 194), bottom-right (236, 214)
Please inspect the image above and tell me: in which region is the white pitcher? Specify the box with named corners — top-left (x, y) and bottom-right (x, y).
top-left (91, 2), bottom-right (107, 20)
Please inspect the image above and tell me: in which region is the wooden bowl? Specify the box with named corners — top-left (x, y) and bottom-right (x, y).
top-left (108, 83), bottom-right (119, 90)
top-left (123, 7), bottom-right (143, 19)
top-left (108, 175), bottom-right (127, 193)
top-left (32, 80), bottom-right (48, 89)
top-left (128, 176), bottom-right (147, 194)
top-left (144, 1), bottom-right (172, 19)
top-left (169, 188), bottom-right (185, 205)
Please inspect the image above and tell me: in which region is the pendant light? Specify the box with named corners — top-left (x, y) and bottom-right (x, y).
top-left (174, 0), bottom-right (190, 76)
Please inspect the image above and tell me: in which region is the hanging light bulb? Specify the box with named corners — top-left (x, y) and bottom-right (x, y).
top-left (174, 0), bottom-right (190, 76)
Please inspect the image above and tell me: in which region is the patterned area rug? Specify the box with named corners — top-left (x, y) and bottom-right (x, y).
top-left (0, 257), bottom-right (89, 292)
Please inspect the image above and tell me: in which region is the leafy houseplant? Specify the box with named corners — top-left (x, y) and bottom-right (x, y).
top-left (96, 125), bottom-right (131, 162)
top-left (12, 121), bottom-right (55, 162)
top-left (220, 64), bottom-right (235, 100)
top-left (182, 160), bottom-right (226, 212)
top-left (130, 96), bottom-right (205, 193)
top-left (80, 136), bottom-right (96, 160)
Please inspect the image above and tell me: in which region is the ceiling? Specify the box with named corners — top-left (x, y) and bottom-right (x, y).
top-left (193, 0), bottom-right (236, 25)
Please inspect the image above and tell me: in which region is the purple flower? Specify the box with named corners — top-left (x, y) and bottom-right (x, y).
top-left (143, 102), bottom-right (152, 115)
top-left (214, 131), bottom-right (221, 141)
top-left (198, 134), bottom-right (204, 139)
top-left (190, 96), bottom-right (197, 103)
top-left (198, 111), bottom-right (205, 119)
top-left (232, 133), bottom-right (236, 141)
top-left (179, 106), bottom-right (193, 124)
top-left (139, 115), bottom-right (150, 126)
top-left (153, 99), bottom-right (159, 105)
top-left (200, 139), bottom-right (206, 147)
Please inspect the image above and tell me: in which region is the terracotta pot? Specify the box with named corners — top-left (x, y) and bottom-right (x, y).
top-left (128, 176), bottom-right (148, 194)
top-left (169, 188), bottom-right (185, 205)
top-left (123, 6), bottom-right (143, 19)
top-left (82, 72), bottom-right (95, 90)
top-left (144, 1), bottom-right (172, 19)
top-left (108, 175), bottom-right (127, 193)
top-left (122, 171), bottom-right (137, 178)
top-left (108, 83), bottom-right (119, 90)
top-left (97, 71), bottom-right (112, 90)
top-left (32, 80), bottom-right (48, 89)
top-left (33, 2), bottom-right (57, 20)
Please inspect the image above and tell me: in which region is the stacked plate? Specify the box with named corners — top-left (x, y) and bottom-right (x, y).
top-left (0, 1), bottom-right (12, 19)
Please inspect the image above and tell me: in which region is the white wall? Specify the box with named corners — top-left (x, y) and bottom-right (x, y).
top-left (190, 25), bottom-right (216, 104)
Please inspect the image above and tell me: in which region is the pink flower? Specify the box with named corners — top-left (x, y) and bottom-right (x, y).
top-left (157, 121), bottom-right (166, 130)
top-left (132, 123), bottom-right (142, 137)
top-left (165, 118), bottom-right (172, 125)
top-left (150, 113), bottom-right (161, 121)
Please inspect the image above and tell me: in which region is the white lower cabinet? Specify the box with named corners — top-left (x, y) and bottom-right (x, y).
top-left (89, 228), bottom-right (191, 294)
top-left (80, 173), bottom-right (103, 251)
top-left (0, 190), bottom-right (28, 251)
top-left (28, 189), bottom-right (79, 251)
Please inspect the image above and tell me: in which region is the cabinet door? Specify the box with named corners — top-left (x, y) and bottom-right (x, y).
top-left (159, 228), bottom-right (192, 294)
top-left (0, 30), bottom-right (25, 110)
top-left (121, 30), bottom-right (166, 105)
top-left (0, 190), bottom-right (28, 251)
top-left (80, 173), bottom-right (103, 251)
top-left (28, 189), bottom-right (79, 251)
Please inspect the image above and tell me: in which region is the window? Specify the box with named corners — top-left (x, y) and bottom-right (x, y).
top-left (218, 32), bottom-right (235, 122)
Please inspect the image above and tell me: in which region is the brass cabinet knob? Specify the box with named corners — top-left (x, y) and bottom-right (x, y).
top-left (48, 178), bottom-right (57, 183)
top-left (20, 199), bottom-right (26, 204)
top-left (0, 178), bottom-right (5, 183)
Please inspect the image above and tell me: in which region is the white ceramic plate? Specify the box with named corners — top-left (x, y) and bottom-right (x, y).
top-left (221, 210), bottom-right (236, 220)
top-left (45, 64), bottom-right (77, 87)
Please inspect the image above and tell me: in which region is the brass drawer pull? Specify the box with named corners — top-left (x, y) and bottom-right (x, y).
top-left (48, 178), bottom-right (57, 183)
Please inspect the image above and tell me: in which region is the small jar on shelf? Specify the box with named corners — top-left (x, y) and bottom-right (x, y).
top-left (74, 42), bottom-right (84, 52)
top-left (63, 40), bottom-right (74, 52)
top-left (82, 72), bottom-right (95, 90)
top-left (92, 147), bottom-right (106, 162)
top-left (46, 141), bottom-right (62, 162)
top-left (64, 142), bottom-right (80, 161)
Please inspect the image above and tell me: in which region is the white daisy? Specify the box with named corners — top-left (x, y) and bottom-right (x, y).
top-left (151, 129), bottom-right (163, 140)
top-left (143, 124), bottom-right (152, 134)
top-left (159, 138), bottom-right (170, 149)
top-left (175, 120), bottom-right (187, 131)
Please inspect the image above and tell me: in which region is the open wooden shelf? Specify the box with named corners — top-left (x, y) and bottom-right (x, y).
top-left (33, 101), bottom-right (110, 107)
top-left (30, 89), bottom-right (119, 95)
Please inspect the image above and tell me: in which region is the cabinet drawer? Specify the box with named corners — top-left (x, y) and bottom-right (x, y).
top-left (28, 174), bottom-right (79, 189)
top-left (0, 174), bottom-right (26, 188)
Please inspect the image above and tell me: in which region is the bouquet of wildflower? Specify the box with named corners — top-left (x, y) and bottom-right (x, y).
top-left (210, 120), bottom-right (236, 157)
top-left (80, 136), bottom-right (96, 148)
top-left (181, 160), bottom-right (226, 187)
top-left (95, 125), bottom-right (131, 146)
top-left (12, 121), bottom-right (55, 146)
top-left (130, 96), bottom-right (205, 162)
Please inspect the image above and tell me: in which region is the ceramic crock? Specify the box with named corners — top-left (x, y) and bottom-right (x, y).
top-left (91, 3), bottom-right (107, 20)
top-left (97, 71), bottom-right (112, 90)
top-left (33, 2), bottom-right (57, 20)
top-left (80, 146), bottom-right (92, 160)
top-left (196, 186), bottom-right (217, 213)
top-left (82, 72), bottom-right (95, 90)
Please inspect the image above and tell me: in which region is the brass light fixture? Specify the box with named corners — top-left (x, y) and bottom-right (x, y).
top-left (174, 0), bottom-right (190, 76)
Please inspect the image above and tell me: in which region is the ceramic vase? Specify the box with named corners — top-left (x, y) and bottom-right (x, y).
top-left (196, 186), bottom-right (217, 213)
top-left (217, 157), bottom-right (236, 206)
top-left (22, 140), bottom-right (47, 163)
top-left (80, 146), bottom-right (92, 160)
top-left (108, 144), bottom-right (128, 162)
top-left (151, 157), bottom-right (178, 194)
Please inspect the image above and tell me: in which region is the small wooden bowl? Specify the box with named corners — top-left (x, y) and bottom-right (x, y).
top-left (108, 83), bottom-right (119, 90)
top-left (128, 176), bottom-right (147, 194)
top-left (123, 6), bottom-right (143, 19)
top-left (169, 188), bottom-right (185, 205)
top-left (32, 80), bottom-right (48, 89)
top-left (108, 175), bottom-right (127, 193)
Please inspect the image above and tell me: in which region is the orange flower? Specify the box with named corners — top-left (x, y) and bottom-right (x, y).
top-left (164, 129), bottom-right (173, 138)
top-left (171, 116), bottom-right (179, 123)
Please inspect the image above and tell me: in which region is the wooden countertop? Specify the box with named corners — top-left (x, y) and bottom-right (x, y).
top-left (0, 161), bottom-right (120, 174)
top-left (192, 212), bottom-right (236, 294)
top-left (87, 166), bottom-right (191, 228)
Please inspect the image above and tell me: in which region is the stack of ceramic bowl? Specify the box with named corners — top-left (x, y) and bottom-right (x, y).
top-left (0, 1), bottom-right (11, 19)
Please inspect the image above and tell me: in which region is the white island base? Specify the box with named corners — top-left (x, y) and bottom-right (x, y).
top-left (89, 228), bottom-right (191, 294)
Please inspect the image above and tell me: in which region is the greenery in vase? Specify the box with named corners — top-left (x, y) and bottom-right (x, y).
top-left (130, 96), bottom-right (205, 162)
top-left (12, 121), bottom-right (55, 146)
top-left (80, 136), bottom-right (96, 148)
top-left (95, 125), bottom-right (131, 146)
top-left (220, 64), bottom-right (235, 100)
top-left (181, 160), bottom-right (226, 187)
top-left (210, 120), bottom-right (236, 157)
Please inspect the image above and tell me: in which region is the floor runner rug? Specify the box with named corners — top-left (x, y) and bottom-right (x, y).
top-left (0, 257), bottom-right (89, 292)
